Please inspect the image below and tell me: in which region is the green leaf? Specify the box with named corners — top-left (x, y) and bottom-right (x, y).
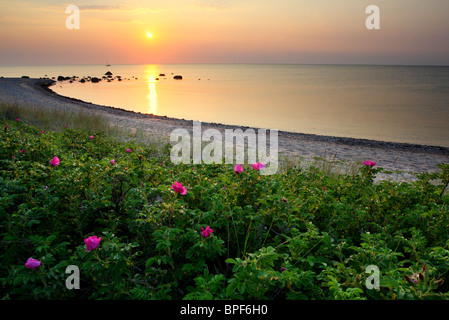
top-left (237, 281), bottom-right (245, 295)
top-left (226, 279), bottom-right (238, 297)
top-left (380, 277), bottom-right (398, 288)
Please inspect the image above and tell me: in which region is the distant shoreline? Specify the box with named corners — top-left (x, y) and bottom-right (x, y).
top-left (1, 77), bottom-right (448, 181)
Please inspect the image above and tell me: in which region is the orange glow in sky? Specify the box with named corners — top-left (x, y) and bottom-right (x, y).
top-left (0, 0), bottom-right (448, 65)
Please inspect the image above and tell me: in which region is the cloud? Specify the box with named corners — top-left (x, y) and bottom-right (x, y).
top-left (194, 0), bottom-right (233, 10)
top-left (39, 3), bottom-right (164, 15)
top-left (76, 4), bottom-right (164, 14)
top-left (101, 17), bottom-right (137, 23)
top-left (76, 4), bottom-right (123, 11)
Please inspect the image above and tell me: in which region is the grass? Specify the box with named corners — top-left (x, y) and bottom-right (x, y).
top-left (0, 101), bottom-right (170, 157)
top-left (0, 101), bottom-right (112, 134)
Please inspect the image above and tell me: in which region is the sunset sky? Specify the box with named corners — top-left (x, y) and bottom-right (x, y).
top-left (1, 0), bottom-right (448, 66)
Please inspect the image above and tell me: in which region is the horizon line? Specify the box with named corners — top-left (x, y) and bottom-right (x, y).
top-left (1, 62), bottom-right (449, 68)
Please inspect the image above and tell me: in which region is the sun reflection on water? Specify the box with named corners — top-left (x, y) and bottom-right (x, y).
top-left (147, 75), bottom-right (158, 115)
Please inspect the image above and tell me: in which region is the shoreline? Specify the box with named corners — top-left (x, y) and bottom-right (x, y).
top-left (1, 77), bottom-right (448, 181)
top-left (40, 79), bottom-right (449, 154)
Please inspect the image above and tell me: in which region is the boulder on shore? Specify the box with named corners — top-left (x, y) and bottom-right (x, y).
top-left (91, 77), bottom-right (101, 83)
top-left (105, 71), bottom-right (113, 76)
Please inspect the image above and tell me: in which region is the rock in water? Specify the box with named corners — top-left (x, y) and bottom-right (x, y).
top-left (173, 75), bottom-right (183, 80)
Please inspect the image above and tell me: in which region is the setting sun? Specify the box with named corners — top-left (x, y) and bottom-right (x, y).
top-left (146, 31), bottom-right (153, 39)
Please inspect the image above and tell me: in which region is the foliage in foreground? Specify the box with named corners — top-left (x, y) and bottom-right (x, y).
top-left (1, 119), bottom-right (449, 300)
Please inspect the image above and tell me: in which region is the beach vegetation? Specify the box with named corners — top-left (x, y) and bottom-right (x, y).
top-left (1, 110), bottom-right (449, 300)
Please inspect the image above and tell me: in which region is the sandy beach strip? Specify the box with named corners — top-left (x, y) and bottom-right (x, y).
top-left (1, 77), bottom-right (448, 182)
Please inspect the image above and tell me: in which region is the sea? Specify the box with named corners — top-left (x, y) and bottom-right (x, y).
top-left (1, 64), bottom-right (448, 148)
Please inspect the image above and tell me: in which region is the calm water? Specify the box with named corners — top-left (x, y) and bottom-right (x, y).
top-left (1, 64), bottom-right (449, 147)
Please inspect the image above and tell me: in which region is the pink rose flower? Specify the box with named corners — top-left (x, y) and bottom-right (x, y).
top-left (234, 164), bottom-right (243, 174)
top-left (25, 258), bottom-right (41, 269)
top-left (126, 149), bottom-right (131, 153)
top-left (89, 136), bottom-right (94, 140)
top-left (201, 226), bottom-right (214, 238)
top-left (252, 162), bottom-right (265, 171)
top-left (171, 181), bottom-right (187, 195)
top-left (363, 160), bottom-right (376, 167)
top-left (50, 156), bottom-right (60, 166)
top-left (110, 159), bottom-right (115, 164)
top-left (84, 236), bottom-right (102, 252)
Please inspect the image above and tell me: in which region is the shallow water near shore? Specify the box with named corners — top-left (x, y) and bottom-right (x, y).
top-left (1, 63), bottom-right (449, 148)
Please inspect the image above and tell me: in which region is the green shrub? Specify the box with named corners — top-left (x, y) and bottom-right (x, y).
top-left (1, 119), bottom-right (448, 300)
